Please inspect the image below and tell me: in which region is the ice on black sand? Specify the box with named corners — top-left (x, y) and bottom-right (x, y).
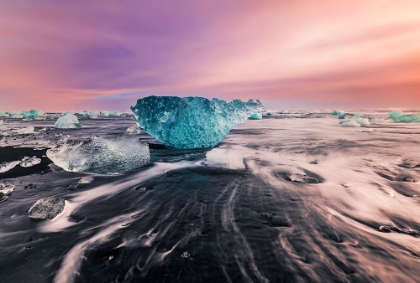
top-left (20, 156), bottom-right (41, 167)
top-left (28, 196), bottom-right (65, 220)
top-left (0, 182), bottom-right (15, 203)
top-left (205, 148), bottom-right (245, 170)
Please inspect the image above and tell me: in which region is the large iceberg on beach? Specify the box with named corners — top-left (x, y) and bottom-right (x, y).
top-left (131, 96), bottom-right (264, 149)
top-left (46, 136), bottom-right (150, 174)
top-left (388, 110), bottom-right (420, 123)
top-left (55, 113), bottom-right (81, 129)
top-left (0, 111), bottom-right (7, 117)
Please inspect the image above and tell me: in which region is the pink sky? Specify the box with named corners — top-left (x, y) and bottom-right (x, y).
top-left (0, 0), bottom-right (419, 111)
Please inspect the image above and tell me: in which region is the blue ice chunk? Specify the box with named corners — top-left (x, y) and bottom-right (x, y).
top-left (388, 110), bottom-right (420, 123)
top-left (0, 110), bottom-right (7, 117)
top-left (331, 110), bottom-right (344, 116)
top-left (22, 110), bottom-right (44, 118)
top-left (10, 111), bottom-right (23, 118)
top-left (9, 110), bottom-right (44, 118)
top-left (109, 111), bottom-right (122, 117)
top-left (55, 113), bottom-right (81, 129)
top-left (131, 96), bottom-right (264, 149)
top-left (249, 113), bottom-right (262, 120)
top-left (89, 111), bottom-right (100, 117)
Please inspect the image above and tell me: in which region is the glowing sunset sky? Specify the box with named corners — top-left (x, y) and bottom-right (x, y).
top-left (0, 0), bottom-right (419, 111)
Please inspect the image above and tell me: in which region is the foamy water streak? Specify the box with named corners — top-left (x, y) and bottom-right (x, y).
top-left (222, 118), bottom-right (420, 282)
top-left (52, 161), bottom-right (197, 283)
top-left (54, 212), bottom-right (140, 283)
top-left (41, 161), bottom-right (196, 233)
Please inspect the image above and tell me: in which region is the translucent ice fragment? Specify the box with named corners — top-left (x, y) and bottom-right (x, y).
top-left (10, 111), bottom-right (23, 118)
top-left (28, 196), bottom-right (65, 220)
top-left (289, 173), bottom-right (319, 183)
top-left (78, 111), bottom-right (100, 119)
top-left (126, 124), bottom-right (141, 134)
top-left (20, 156), bottom-right (41, 167)
top-left (89, 111), bottom-right (100, 118)
top-left (205, 148), bottom-right (245, 170)
top-left (340, 118), bottom-right (370, 126)
top-left (0, 182), bottom-right (14, 202)
top-left (0, 182), bottom-right (15, 195)
top-left (46, 136), bottom-right (150, 174)
top-left (14, 126), bottom-right (35, 135)
top-left (0, 161), bottom-right (21, 173)
top-left (55, 113), bottom-right (81, 129)
top-left (78, 176), bottom-right (94, 184)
